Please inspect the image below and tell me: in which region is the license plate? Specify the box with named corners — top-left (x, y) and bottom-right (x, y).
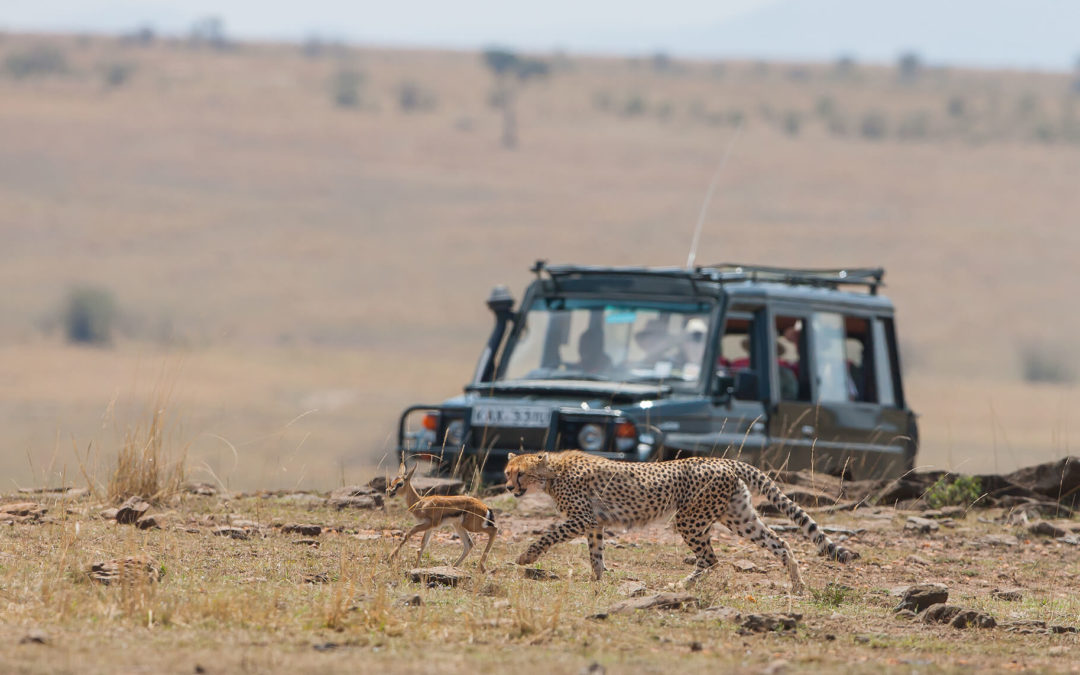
top-left (471, 404), bottom-right (551, 428)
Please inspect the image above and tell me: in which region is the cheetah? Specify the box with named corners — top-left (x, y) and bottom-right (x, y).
top-left (504, 451), bottom-right (858, 593)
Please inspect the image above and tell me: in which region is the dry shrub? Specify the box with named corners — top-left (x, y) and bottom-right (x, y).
top-left (107, 399), bottom-right (187, 504)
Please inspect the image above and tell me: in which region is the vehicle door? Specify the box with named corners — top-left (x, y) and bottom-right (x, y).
top-left (664, 305), bottom-right (770, 461)
top-left (767, 309), bottom-right (914, 479)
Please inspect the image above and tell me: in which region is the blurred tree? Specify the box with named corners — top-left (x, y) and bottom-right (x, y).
top-left (897, 51), bottom-right (922, 82)
top-left (482, 48), bottom-right (550, 148)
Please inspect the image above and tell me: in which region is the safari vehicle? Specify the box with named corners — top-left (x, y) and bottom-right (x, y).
top-left (397, 261), bottom-right (918, 482)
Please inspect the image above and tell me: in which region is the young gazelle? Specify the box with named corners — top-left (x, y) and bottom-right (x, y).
top-left (385, 463), bottom-right (498, 571)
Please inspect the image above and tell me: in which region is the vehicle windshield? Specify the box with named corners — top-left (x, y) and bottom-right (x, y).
top-left (498, 297), bottom-right (713, 389)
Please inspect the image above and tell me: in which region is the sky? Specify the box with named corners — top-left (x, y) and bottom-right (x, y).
top-left (4, 0), bottom-right (1079, 71)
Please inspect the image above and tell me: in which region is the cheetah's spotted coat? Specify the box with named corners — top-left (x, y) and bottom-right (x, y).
top-left (505, 451), bottom-right (857, 592)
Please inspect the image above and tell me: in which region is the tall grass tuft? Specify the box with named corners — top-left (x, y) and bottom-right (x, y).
top-left (107, 400), bottom-right (187, 504)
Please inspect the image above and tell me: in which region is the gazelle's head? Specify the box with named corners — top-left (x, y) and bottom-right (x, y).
top-left (504, 452), bottom-right (550, 497)
top-left (386, 463), bottom-right (417, 497)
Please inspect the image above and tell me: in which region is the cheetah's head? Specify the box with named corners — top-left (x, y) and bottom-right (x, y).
top-left (504, 452), bottom-right (551, 497)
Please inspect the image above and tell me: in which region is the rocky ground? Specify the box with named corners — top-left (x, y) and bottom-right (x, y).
top-left (1, 462), bottom-right (1079, 673)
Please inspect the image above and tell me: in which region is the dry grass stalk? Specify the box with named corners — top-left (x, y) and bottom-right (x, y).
top-left (107, 401), bottom-right (187, 505)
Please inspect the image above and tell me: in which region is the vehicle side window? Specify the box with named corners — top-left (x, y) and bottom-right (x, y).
top-left (873, 318), bottom-right (897, 407)
top-left (811, 313), bottom-right (850, 403)
top-left (811, 312), bottom-right (880, 404)
top-left (717, 313), bottom-right (758, 400)
top-left (775, 315), bottom-right (808, 401)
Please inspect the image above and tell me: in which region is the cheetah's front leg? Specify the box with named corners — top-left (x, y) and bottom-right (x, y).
top-left (517, 518), bottom-right (589, 568)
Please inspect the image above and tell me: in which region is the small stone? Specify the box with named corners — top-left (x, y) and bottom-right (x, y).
top-left (689, 641), bottom-right (703, 652)
top-left (579, 662), bottom-right (605, 675)
top-left (618, 581), bottom-right (647, 598)
top-left (761, 659), bottom-right (788, 675)
top-left (115, 497), bottom-right (151, 525)
top-left (523, 567), bottom-right (559, 581)
top-left (99, 508), bottom-right (119, 520)
top-left (408, 566), bottom-right (468, 587)
top-left (740, 613), bottom-right (801, 633)
top-left (920, 603), bottom-right (962, 624)
top-left (293, 539), bottom-right (320, 548)
top-left (398, 593), bottom-right (422, 606)
top-left (19, 629), bottom-right (49, 645)
top-left (282, 523), bottom-right (322, 537)
top-left (950, 609), bottom-right (996, 629)
top-left (904, 516), bottom-right (939, 534)
top-left (0, 502), bottom-right (45, 518)
top-left (894, 609), bottom-right (917, 620)
top-left (136, 514), bottom-right (163, 530)
top-left (1028, 521), bottom-right (1068, 538)
top-left (977, 534), bottom-right (1020, 547)
top-left (211, 526), bottom-right (249, 540)
top-left (991, 587), bottom-right (1024, 601)
top-left (732, 559), bottom-right (758, 573)
top-left (608, 592), bottom-right (699, 614)
top-left (894, 583), bottom-right (949, 612)
top-left (303, 573), bottom-right (331, 584)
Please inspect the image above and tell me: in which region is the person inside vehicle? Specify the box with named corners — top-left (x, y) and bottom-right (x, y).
top-left (574, 326), bottom-right (613, 375)
top-left (679, 318), bottom-right (708, 380)
top-left (633, 318), bottom-right (678, 370)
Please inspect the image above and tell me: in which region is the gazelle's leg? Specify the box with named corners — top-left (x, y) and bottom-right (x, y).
top-left (388, 522), bottom-right (429, 561)
top-left (477, 527), bottom-right (497, 572)
top-left (452, 523), bottom-right (474, 567)
top-left (415, 529), bottom-right (434, 567)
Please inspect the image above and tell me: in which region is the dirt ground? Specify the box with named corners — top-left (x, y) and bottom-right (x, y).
top-left (1, 477), bottom-right (1078, 674)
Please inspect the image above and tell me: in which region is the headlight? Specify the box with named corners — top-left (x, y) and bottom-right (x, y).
top-left (445, 419), bottom-right (465, 447)
top-left (578, 423), bottom-right (605, 452)
top-left (614, 420), bottom-right (637, 452)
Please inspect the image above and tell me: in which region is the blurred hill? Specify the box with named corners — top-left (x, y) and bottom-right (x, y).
top-left (0, 33), bottom-right (1077, 490)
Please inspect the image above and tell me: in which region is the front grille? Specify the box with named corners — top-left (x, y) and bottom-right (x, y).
top-left (469, 426), bottom-right (553, 451)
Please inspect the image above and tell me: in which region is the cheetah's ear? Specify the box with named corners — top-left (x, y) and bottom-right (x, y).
top-left (508, 452), bottom-right (517, 461)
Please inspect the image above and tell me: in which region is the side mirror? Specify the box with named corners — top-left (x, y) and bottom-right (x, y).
top-left (733, 371), bottom-right (759, 400)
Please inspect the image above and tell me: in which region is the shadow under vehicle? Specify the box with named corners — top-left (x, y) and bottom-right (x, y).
top-left (398, 262), bottom-right (918, 482)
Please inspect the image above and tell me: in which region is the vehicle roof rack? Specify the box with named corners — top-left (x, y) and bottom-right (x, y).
top-left (702, 263), bottom-right (885, 294)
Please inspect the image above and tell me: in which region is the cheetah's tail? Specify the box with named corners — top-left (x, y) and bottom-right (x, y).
top-left (733, 462), bottom-right (858, 563)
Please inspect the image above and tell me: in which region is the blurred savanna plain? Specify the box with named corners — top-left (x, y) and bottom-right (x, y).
top-left (1, 32), bottom-right (1078, 491)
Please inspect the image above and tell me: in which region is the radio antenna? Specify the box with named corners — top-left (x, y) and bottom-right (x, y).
top-left (685, 120), bottom-right (743, 269)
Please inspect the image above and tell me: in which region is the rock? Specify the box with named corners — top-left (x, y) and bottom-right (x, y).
top-left (115, 497), bottom-right (151, 525)
top-left (904, 516), bottom-right (939, 534)
top-left (579, 662), bottom-right (606, 675)
top-left (408, 566), bottom-right (468, 587)
top-left (19, 629), bottom-right (49, 645)
top-left (607, 592), bottom-right (699, 614)
top-left (1057, 535), bottom-right (1080, 546)
top-left (740, 613), bottom-right (802, 633)
top-left (327, 485), bottom-right (384, 510)
top-left (732, 559), bottom-right (758, 573)
top-left (211, 526), bottom-right (249, 540)
top-left (282, 523), bottom-right (322, 537)
top-left (303, 573), bottom-right (331, 584)
top-left (920, 603), bottom-right (961, 624)
top-left (185, 482), bottom-right (218, 496)
top-left (0, 502), bottom-right (46, 519)
top-left (950, 609), bottom-right (996, 629)
top-left (99, 508), bottom-right (119, 520)
top-left (396, 593), bottom-right (422, 606)
top-left (894, 609), bottom-right (918, 620)
top-left (977, 534), bottom-right (1020, 547)
top-left (696, 606), bottom-right (742, 622)
top-left (1028, 520), bottom-right (1068, 538)
top-left (922, 506), bottom-right (967, 519)
top-left (135, 514), bottom-right (164, 530)
top-left (293, 539), bottom-right (320, 548)
top-left (894, 584), bottom-right (949, 612)
top-left (761, 659), bottom-right (789, 675)
top-left (991, 587), bottom-right (1024, 601)
top-left (87, 556), bottom-right (162, 585)
top-left (523, 567), bottom-right (560, 581)
top-left (618, 581), bottom-right (647, 598)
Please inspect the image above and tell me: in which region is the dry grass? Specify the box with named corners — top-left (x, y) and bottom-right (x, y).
top-left (106, 402), bottom-right (187, 505)
top-left (1, 487), bottom-right (1079, 673)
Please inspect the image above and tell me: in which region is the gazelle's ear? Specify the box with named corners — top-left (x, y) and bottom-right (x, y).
top-left (507, 452), bottom-right (517, 461)
top-left (405, 464), bottom-right (418, 479)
